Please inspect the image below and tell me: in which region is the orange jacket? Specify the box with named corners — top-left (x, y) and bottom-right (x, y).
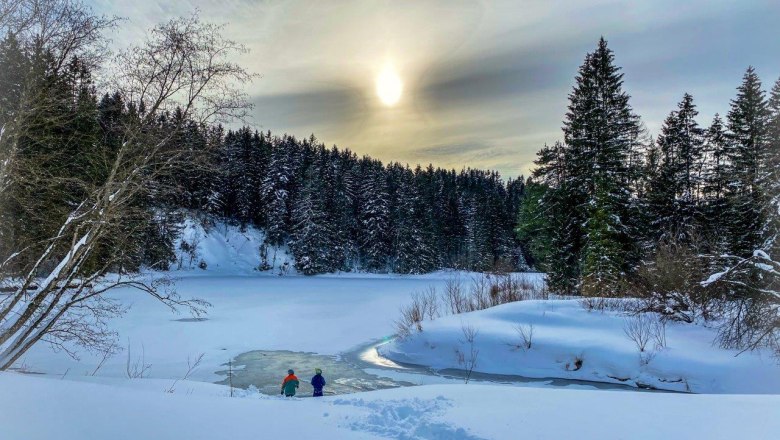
top-left (282, 373), bottom-right (300, 396)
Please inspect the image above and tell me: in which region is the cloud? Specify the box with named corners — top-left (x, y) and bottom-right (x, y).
top-left (251, 85), bottom-right (369, 135)
top-left (87, 0), bottom-right (780, 178)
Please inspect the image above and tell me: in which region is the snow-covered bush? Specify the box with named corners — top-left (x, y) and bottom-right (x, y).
top-left (633, 238), bottom-right (715, 323)
top-left (706, 250), bottom-right (780, 359)
top-left (580, 296), bottom-right (636, 313)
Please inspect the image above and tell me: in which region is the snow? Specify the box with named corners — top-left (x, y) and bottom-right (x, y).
top-left (2, 372), bottom-right (779, 440)
top-left (380, 299), bottom-right (780, 394)
top-left (17, 270), bottom-right (467, 382)
top-left (15, 219), bottom-right (506, 381)
top-left (3, 219), bottom-right (779, 439)
top-left (702, 270), bottom-right (727, 286)
top-left (172, 217), bottom-right (296, 274)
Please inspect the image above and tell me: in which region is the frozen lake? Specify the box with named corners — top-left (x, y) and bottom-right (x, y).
top-left (218, 339), bottom-right (661, 396)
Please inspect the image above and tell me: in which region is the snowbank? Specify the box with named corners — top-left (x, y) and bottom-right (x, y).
top-left (379, 299), bottom-right (780, 394)
top-left (171, 216), bottom-right (296, 275)
top-left (2, 372), bottom-right (778, 440)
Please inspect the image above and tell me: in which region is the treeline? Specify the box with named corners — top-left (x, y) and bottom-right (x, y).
top-left (0, 34), bottom-right (528, 277)
top-left (177, 128), bottom-right (527, 274)
top-left (517, 38), bottom-right (779, 352)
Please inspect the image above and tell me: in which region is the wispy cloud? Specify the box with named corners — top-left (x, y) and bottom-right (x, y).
top-left (87, 0), bottom-right (780, 177)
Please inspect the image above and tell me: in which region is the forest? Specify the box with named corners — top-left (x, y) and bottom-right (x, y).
top-left (0, 1), bottom-right (777, 366)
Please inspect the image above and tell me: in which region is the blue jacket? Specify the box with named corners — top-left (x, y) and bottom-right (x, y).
top-left (311, 373), bottom-right (326, 390)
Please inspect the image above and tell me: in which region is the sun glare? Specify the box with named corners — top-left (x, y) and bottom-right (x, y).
top-left (376, 64), bottom-right (402, 106)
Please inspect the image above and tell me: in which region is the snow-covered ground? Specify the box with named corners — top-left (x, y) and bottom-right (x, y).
top-left (17, 272), bottom-right (454, 381)
top-left (3, 371), bottom-right (779, 440)
top-left (379, 300), bottom-right (780, 394)
top-left (2, 220), bottom-right (779, 439)
top-left (380, 299), bottom-right (780, 394)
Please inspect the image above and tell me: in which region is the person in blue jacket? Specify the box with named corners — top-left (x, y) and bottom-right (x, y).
top-left (311, 368), bottom-right (326, 397)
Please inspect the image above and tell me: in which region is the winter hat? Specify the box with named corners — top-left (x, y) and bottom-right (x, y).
top-left (315, 368), bottom-right (322, 375)
top-left (288, 369), bottom-right (294, 375)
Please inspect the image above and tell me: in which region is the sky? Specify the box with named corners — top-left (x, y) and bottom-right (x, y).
top-left (88, 0), bottom-right (780, 179)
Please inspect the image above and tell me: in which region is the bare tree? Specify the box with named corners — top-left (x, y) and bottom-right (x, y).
top-left (0, 0), bottom-right (117, 72)
top-left (442, 274), bottom-right (467, 314)
top-left (456, 322), bottom-right (479, 384)
top-left (165, 352), bottom-right (204, 393)
top-left (470, 274), bottom-right (491, 311)
top-left (125, 339), bottom-right (151, 379)
top-left (651, 316), bottom-right (667, 349)
top-left (0, 0), bottom-right (117, 268)
top-left (88, 339), bottom-right (117, 376)
top-left (419, 287), bottom-right (439, 321)
top-left (0, 11), bottom-right (254, 370)
top-left (395, 295), bottom-right (425, 338)
top-left (623, 314), bottom-right (653, 353)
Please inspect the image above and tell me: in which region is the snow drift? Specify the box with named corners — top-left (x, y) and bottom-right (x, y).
top-left (379, 299), bottom-right (780, 394)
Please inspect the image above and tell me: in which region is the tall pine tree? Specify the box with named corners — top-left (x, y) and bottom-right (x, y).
top-left (725, 67), bottom-right (770, 257)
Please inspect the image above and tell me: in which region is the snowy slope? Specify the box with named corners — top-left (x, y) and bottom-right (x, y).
top-left (171, 216), bottom-right (296, 275)
top-left (379, 299), bottom-right (780, 394)
top-left (3, 372), bottom-right (779, 440)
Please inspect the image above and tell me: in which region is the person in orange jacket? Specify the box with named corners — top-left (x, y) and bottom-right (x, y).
top-left (281, 369), bottom-right (299, 397)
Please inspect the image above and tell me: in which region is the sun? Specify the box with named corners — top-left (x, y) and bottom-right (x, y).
top-left (376, 63), bottom-right (403, 106)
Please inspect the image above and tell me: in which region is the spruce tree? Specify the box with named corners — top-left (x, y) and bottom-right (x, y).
top-left (518, 142), bottom-right (582, 293)
top-left (558, 37), bottom-right (641, 294)
top-left (764, 77), bottom-right (780, 249)
top-left (358, 161), bottom-right (391, 271)
top-left (701, 114), bottom-right (731, 252)
top-left (261, 136), bottom-right (296, 245)
top-left (647, 94), bottom-right (706, 242)
top-left (392, 166), bottom-right (437, 274)
top-left (234, 127), bottom-right (256, 226)
top-left (0, 34), bottom-right (29, 126)
top-left (725, 67), bottom-right (770, 257)
top-left (289, 165), bottom-right (334, 275)
top-left (515, 178), bottom-right (550, 270)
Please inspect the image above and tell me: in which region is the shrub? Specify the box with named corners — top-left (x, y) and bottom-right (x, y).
top-left (633, 237), bottom-right (716, 322)
top-left (623, 314), bottom-right (653, 353)
top-left (396, 273), bottom-right (549, 338)
top-left (514, 323), bottom-right (534, 350)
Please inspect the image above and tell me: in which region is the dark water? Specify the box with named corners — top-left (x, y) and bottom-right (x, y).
top-left (215, 348), bottom-right (413, 397)
top-left (216, 339), bottom-right (668, 397)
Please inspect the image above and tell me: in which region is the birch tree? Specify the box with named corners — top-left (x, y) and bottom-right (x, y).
top-left (0, 7), bottom-right (254, 369)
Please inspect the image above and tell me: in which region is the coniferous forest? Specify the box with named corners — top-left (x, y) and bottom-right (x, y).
top-left (3, 3), bottom-right (780, 435)
top-left (0, 7), bottom-right (777, 361)
top-left (200, 130), bottom-right (527, 275)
